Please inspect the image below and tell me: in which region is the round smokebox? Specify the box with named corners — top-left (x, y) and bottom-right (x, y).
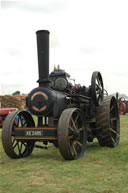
top-left (27, 87), bottom-right (56, 116)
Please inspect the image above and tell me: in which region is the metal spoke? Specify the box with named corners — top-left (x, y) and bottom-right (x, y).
top-left (110, 128), bottom-right (117, 134)
top-left (21, 142), bottom-right (27, 148)
top-left (19, 118), bottom-right (22, 127)
top-left (17, 117), bottom-right (19, 127)
top-left (110, 105), bottom-right (114, 112)
top-left (69, 135), bottom-right (73, 139)
top-left (17, 142), bottom-right (23, 155)
top-left (17, 143), bottom-right (20, 155)
top-left (96, 83), bottom-right (102, 92)
top-left (21, 116), bottom-right (26, 127)
top-left (111, 137), bottom-right (115, 143)
top-left (20, 117), bottom-right (23, 127)
top-left (76, 140), bottom-right (82, 147)
top-left (97, 77), bottom-right (101, 86)
top-left (74, 114), bottom-right (79, 124)
top-left (19, 143), bottom-right (23, 155)
top-left (99, 91), bottom-right (103, 97)
top-left (111, 117), bottom-right (117, 121)
top-left (71, 142), bottom-right (77, 156)
top-left (70, 117), bottom-right (77, 130)
top-left (78, 127), bottom-right (84, 131)
top-left (69, 126), bottom-right (74, 131)
top-left (18, 115), bottom-right (23, 127)
top-left (22, 120), bottom-right (27, 127)
top-left (13, 141), bottom-right (19, 149)
top-left (12, 138), bottom-right (16, 146)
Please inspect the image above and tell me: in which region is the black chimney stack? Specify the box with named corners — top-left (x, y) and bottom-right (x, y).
top-left (36, 30), bottom-right (50, 86)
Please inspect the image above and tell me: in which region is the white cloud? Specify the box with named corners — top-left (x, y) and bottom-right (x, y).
top-left (1, 0), bottom-right (67, 13)
top-left (1, 0), bottom-right (128, 95)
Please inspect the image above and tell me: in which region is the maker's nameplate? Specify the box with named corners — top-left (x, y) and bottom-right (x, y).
top-left (25, 130), bottom-right (44, 137)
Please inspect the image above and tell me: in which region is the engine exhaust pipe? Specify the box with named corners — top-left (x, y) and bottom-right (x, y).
top-left (36, 30), bottom-right (50, 86)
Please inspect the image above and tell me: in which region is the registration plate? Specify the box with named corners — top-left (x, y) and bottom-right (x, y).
top-left (25, 130), bottom-right (44, 137)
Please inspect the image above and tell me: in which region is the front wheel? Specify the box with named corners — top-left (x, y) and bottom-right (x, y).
top-left (2, 110), bottom-right (35, 159)
top-left (57, 108), bottom-right (87, 160)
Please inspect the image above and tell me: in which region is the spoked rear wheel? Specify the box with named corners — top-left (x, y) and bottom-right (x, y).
top-left (57, 108), bottom-right (87, 160)
top-left (2, 110), bottom-right (35, 158)
top-left (96, 96), bottom-right (120, 147)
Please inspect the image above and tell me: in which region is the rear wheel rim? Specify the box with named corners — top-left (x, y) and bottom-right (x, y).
top-left (109, 97), bottom-right (120, 145)
top-left (96, 96), bottom-right (120, 147)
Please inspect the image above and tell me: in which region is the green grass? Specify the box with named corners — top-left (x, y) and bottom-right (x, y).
top-left (0, 115), bottom-right (128, 193)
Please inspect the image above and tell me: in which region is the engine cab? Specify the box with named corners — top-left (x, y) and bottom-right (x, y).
top-left (49, 65), bottom-right (72, 91)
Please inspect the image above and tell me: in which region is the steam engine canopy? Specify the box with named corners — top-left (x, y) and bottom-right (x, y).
top-left (26, 87), bottom-right (56, 116)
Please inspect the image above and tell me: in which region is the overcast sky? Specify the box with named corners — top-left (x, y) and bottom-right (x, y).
top-left (0, 0), bottom-right (128, 95)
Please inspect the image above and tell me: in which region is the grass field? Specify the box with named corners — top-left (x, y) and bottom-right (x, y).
top-left (0, 115), bottom-right (128, 193)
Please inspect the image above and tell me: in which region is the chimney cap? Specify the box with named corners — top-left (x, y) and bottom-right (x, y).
top-left (36, 30), bottom-right (50, 34)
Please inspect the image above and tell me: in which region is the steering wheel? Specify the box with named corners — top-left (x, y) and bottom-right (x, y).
top-left (91, 71), bottom-right (104, 106)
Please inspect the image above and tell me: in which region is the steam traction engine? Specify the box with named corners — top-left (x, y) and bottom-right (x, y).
top-left (2, 30), bottom-right (120, 160)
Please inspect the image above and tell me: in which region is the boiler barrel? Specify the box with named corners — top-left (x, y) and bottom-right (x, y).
top-left (36, 30), bottom-right (50, 86)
